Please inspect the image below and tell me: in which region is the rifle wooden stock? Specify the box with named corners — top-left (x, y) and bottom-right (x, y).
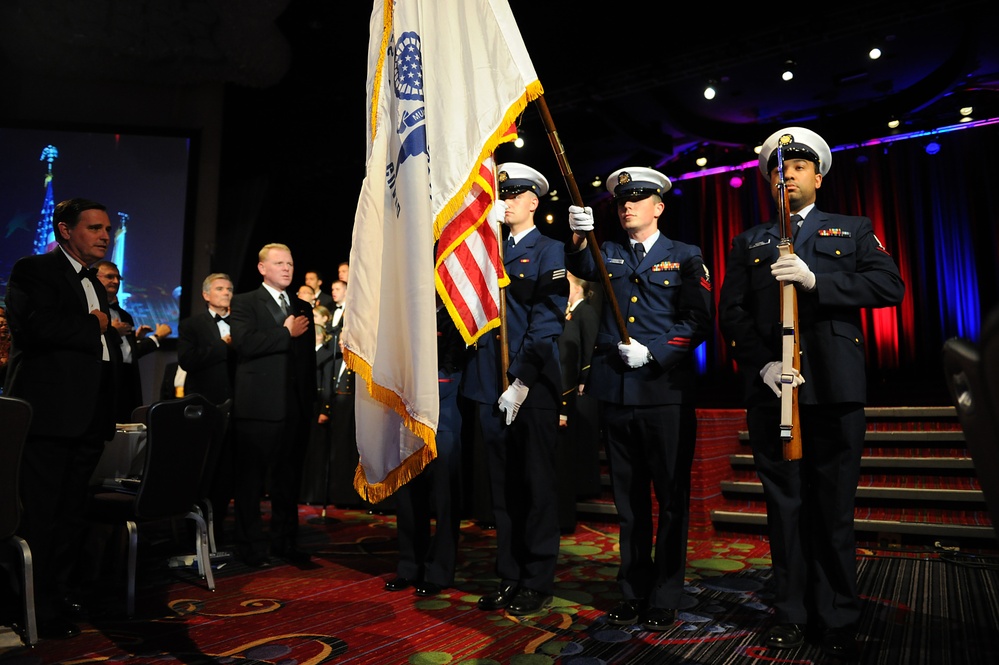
top-left (775, 136), bottom-right (803, 461)
top-left (533, 95), bottom-right (629, 343)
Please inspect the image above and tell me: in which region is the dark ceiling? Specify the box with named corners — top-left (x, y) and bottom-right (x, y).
top-left (3, 0), bottom-right (998, 240)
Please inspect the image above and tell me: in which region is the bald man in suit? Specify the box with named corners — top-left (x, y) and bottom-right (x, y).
top-left (230, 243), bottom-right (316, 567)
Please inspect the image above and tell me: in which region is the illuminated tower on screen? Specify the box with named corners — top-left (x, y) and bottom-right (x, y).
top-left (112, 211), bottom-right (131, 308)
top-left (33, 145), bottom-right (59, 255)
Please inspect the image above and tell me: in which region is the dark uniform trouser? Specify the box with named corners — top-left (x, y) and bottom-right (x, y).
top-left (748, 403), bottom-right (865, 629)
top-left (603, 401), bottom-right (696, 609)
top-left (478, 401), bottom-right (560, 596)
top-left (395, 373), bottom-right (463, 586)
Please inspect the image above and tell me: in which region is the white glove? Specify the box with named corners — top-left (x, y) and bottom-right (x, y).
top-left (760, 360), bottom-right (806, 397)
top-left (568, 205), bottom-right (594, 234)
top-left (498, 378), bottom-right (529, 425)
top-left (617, 339), bottom-right (651, 369)
top-left (488, 200), bottom-right (508, 225)
top-left (771, 254), bottom-right (816, 291)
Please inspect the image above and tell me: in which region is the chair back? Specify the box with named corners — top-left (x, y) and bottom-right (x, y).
top-left (134, 394), bottom-right (218, 520)
top-left (0, 396), bottom-right (32, 539)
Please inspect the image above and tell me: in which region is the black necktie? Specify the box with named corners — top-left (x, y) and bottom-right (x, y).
top-left (506, 236), bottom-right (515, 251)
top-left (791, 214), bottom-right (803, 240)
top-left (633, 242), bottom-right (646, 262)
top-left (279, 292), bottom-right (290, 315)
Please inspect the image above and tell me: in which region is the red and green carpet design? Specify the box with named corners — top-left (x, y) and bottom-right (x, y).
top-left (2, 506), bottom-right (998, 664)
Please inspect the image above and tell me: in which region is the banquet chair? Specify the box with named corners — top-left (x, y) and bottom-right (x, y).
top-left (942, 307), bottom-right (999, 541)
top-left (86, 393), bottom-right (220, 616)
top-left (0, 395), bottom-right (37, 645)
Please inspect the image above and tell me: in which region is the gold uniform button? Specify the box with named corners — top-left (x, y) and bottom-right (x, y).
top-left (630, 296), bottom-right (638, 303)
top-left (633, 278), bottom-right (639, 284)
top-left (663, 280), bottom-right (670, 285)
top-left (628, 316), bottom-right (635, 323)
top-left (754, 257), bottom-right (760, 263)
top-left (854, 337), bottom-right (860, 343)
top-left (608, 272), bottom-right (614, 278)
top-left (518, 273), bottom-right (525, 278)
top-left (730, 340), bottom-right (737, 347)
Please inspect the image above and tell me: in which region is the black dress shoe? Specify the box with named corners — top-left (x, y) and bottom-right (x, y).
top-left (821, 626), bottom-right (860, 660)
top-left (764, 623), bottom-right (805, 649)
top-left (606, 599), bottom-right (643, 626)
top-left (273, 546), bottom-right (311, 565)
top-left (38, 616), bottom-right (80, 640)
top-left (384, 576), bottom-right (415, 592)
top-left (642, 606), bottom-right (677, 631)
top-left (477, 583), bottom-right (519, 611)
top-left (413, 581), bottom-right (444, 597)
top-left (507, 588), bottom-right (552, 616)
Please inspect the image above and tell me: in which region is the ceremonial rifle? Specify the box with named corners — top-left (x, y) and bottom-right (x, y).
top-left (775, 134), bottom-right (803, 461)
top-left (534, 95), bottom-right (629, 343)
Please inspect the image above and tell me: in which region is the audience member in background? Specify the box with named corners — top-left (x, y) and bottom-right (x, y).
top-left (300, 323), bottom-right (337, 505)
top-left (463, 163), bottom-right (568, 617)
top-left (296, 283), bottom-right (317, 307)
top-left (305, 270), bottom-right (334, 309)
top-left (230, 243), bottom-right (316, 568)
top-left (718, 127), bottom-right (904, 659)
top-left (95, 260), bottom-right (171, 422)
top-left (338, 260), bottom-right (349, 284)
top-left (555, 272), bottom-right (600, 533)
top-left (385, 297), bottom-right (469, 596)
top-left (329, 279), bottom-right (347, 333)
top-left (3, 197), bottom-right (119, 639)
top-left (313, 304), bottom-right (333, 335)
top-left (327, 334), bottom-right (363, 509)
top-left (177, 273), bottom-right (238, 540)
top-left (566, 167), bottom-right (714, 631)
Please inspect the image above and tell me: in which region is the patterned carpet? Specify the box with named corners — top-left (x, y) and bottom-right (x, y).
top-left (1, 505), bottom-right (998, 664)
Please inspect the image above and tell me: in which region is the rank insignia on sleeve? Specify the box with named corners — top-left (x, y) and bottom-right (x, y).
top-left (552, 268), bottom-right (566, 280)
top-left (700, 263), bottom-right (712, 291)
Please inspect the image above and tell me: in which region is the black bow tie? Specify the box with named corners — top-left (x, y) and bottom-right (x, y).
top-left (214, 313), bottom-right (230, 324)
top-left (79, 267), bottom-right (97, 280)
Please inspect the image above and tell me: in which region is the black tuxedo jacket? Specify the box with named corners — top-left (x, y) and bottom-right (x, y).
top-left (177, 309), bottom-right (236, 405)
top-left (109, 302), bottom-right (159, 421)
top-left (3, 248), bottom-right (119, 439)
top-left (230, 285), bottom-right (317, 421)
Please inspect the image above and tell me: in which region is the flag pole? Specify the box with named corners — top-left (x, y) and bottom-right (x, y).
top-left (533, 95), bottom-right (630, 342)
top-left (497, 219), bottom-right (511, 391)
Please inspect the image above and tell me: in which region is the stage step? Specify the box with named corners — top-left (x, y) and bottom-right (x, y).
top-left (575, 406), bottom-right (998, 547)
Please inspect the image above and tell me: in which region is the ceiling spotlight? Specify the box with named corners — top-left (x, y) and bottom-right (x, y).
top-left (781, 60), bottom-right (795, 82)
top-left (754, 145), bottom-right (763, 155)
top-left (703, 79), bottom-right (718, 100)
top-left (591, 175), bottom-right (602, 188)
top-left (960, 106), bottom-right (973, 116)
top-left (513, 136), bottom-right (525, 148)
top-left (695, 156), bottom-right (708, 167)
top-left (869, 47), bottom-right (882, 60)
top-left (887, 117), bottom-right (900, 129)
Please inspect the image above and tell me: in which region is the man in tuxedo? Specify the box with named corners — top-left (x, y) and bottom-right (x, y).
top-left (3, 197), bottom-right (119, 639)
top-left (94, 260), bottom-right (172, 422)
top-left (177, 273), bottom-right (237, 538)
top-left (304, 270), bottom-right (334, 309)
top-left (230, 243), bottom-right (316, 567)
top-left (177, 273), bottom-right (235, 405)
top-left (328, 279), bottom-right (347, 333)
